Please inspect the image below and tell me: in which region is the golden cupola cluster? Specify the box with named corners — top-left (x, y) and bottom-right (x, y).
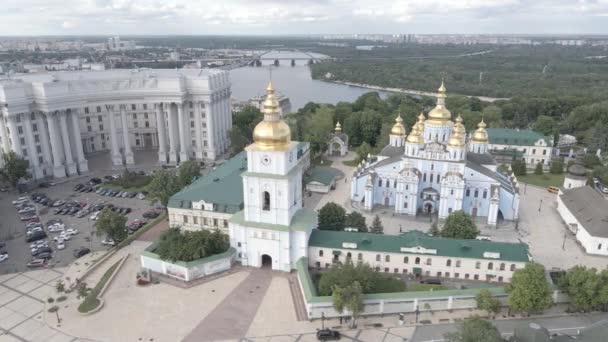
top-left (426, 80), bottom-right (452, 126)
top-left (448, 114), bottom-right (466, 147)
top-left (252, 81), bottom-right (292, 150)
top-left (406, 112), bottom-right (425, 144)
top-left (390, 115), bottom-right (407, 136)
top-left (471, 119), bottom-right (489, 143)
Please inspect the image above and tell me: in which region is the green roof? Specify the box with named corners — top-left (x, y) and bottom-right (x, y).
top-left (167, 152), bottom-right (246, 213)
top-left (229, 208), bottom-right (317, 232)
top-left (308, 230), bottom-right (530, 262)
top-left (487, 128), bottom-right (552, 147)
top-left (305, 167), bottom-right (339, 186)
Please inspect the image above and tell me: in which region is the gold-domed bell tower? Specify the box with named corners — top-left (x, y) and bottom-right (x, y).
top-left (423, 80), bottom-right (454, 144)
top-left (252, 81), bottom-right (291, 151)
top-left (389, 115), bottom-right (407, 147)
top-left (469, 119), bottom-right (489, 154)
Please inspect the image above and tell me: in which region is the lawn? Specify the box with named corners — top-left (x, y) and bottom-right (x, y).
top-left (406, 283), bottom-right (447, 292)
top-left (78, 260), bottom-right (121, 313)
top-left (342, 159), bottom-right (359, 167)
top-left (518, 173), bottom-right (565, 188)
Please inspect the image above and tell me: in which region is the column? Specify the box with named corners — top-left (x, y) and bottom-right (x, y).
top-left (167, 103), bottom-right (178, 164)
top-left (7, 115), bottom-right (21, 156)
top-left (177, 102), bottom-right (188, 163)
top-left (106, 105), bottom-right (123, 166)
top-left (45, 113), bottom-right (66, 178)
top-left (194, 101), bottom-right (203, 160)
top-left (35, 113), bottom-right (52, 170)
top-left (59, 111), bottom-right (77, 176)
top-left (155, 103), bottom-right (167, 164)
top-left (0, 107), bottom-right (10, 153)
top-left (70, 109), bottom-right (89, 173)
top-left (22, 113), bottom-right (43, 179)
top-left (206, 99), bottom-right (216, 160)
top-left (120, 105), bottom-right (134, 165)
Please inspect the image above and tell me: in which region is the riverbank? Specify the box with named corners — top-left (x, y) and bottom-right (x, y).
top-left (321, 79), bottom-right (508, 102)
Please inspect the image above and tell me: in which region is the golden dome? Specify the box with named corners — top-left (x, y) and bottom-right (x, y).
top-left (390, 115), bottom-right (407, 136)
top-left (406, 116), bottom-right (424, 144)
top-left (252, 81), bottom-right (291, 150)
top-left (426, 81), bottom-right (452, 125)
top-left (448, 131), bottom-right (464, 147)
top-left (471, 119), bottom-right (489, 143)
top-left (453, 114), bottom-right (466, 136)
top-left (335, 121), bottom-right (342, 133)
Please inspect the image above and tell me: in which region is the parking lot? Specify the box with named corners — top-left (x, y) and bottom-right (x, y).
top-left (0, 173), bottom-right (158, 275)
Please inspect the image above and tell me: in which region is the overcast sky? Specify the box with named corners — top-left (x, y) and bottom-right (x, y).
top-left (1, 0), bottom-right (607, 36)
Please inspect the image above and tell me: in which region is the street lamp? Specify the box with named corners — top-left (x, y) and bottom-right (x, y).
top-left (538, 199), bottom-right (543, 212)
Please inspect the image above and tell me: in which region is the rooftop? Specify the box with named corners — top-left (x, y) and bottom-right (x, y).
top-left (167, 151), bottom-right (246, 214)
top-left (308, 230), bottom-right (530, 262)
top-left (305, 167), bottom-right (339, 186)
top-left (487, 128), bottom-right (552, 147)
top-left (560, 186), bottom-right (608, 238)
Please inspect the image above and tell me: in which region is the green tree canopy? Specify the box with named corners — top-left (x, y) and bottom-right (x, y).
top-left (511, 159), bottom-right (527, 176)
top-left (155, 228), bottom-right (230, 262)
top-left (558, 266), bottom-right (608, 312)
top-left (476, 289), bottom-right (501, 316)
top-left (95, 209), bottom-right (128, 242)
top-left (533, 115), bottom-right (558, 136)
top-left (147, 169), bottom-right (182, 206)
top-left (345, 212), bottom-right (368, 232)
top-left (0, 151), bottom-right (30, 187)
top-left (440, 211), bottom-right (479, 239)
top-left (444, 317), bottom-right (503, 342)
top-left (332, 281), bottom-right (364, 328)
top-left (534, 162), bottom-right (544, 175)
top-left (593, 166), bottom-right (608, 185)
top-left (506, 263), bottom-right (553, 314)
top-left (370, 215), bottom-right (384, 234)
top-left (318, 202), bottom-right (346, 231)
top-left (550, 158), bottom-right (564, 174)
top-left (229, 105), bottom-right (263, 154)
top-left (318, 260), bottom-right (405, 296)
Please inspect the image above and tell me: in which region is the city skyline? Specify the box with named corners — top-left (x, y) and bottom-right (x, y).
top-left (1, 0), bottom-right (608, 36)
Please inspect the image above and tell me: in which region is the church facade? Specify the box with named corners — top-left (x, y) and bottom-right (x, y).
top-left (350, 82), bottom-right (520, 225)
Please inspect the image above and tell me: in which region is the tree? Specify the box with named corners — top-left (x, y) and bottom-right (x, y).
top-left (95, 209), bottom-right (128, 242)
top-left (318, 202), bottom-right (346, 231)
top-left (550, 158), bottom-right (564, 174)
top-left (0, 151), bottom-right (30, 187)
top-left (155, 228), bottom-right (230, 262)
top-left (444, 317), bottom-right (503, 342)
top-left (590, 120), bottom-right (608, 153)
top-left (558, 266), bottom-right (603, 312)
top-left (534, 162), bottom-right (543, 175)
top-left (476, 289), bottom-right (501, 317)
top-left (582, 154), bottom-right (602, 169)
top-left (511, 159), bottom-right (527, 176)
top-left (332, 281), bottom-right (364, 328)
top-left (147, 169), bottom-right (181, 206)
top-left (345, 212), bottom-right (368, 232)
top-left (440, 211), bottom-right (479, 239)
top-left (505, 263), bottom-right (553, 315)
top-left (318, 260), bottom-right (405, 296)
top-left (177, 160), bottom-right (201, 188)
top-left (593, 166), bottom-right (608, 187)
top-left (355, 142), bottom-right (373, 164)
top-left (533, 115), bottom-right (558, 136)
top-left (370, 215), bottom-right (383, 234)
top-left (429, 223), bottom-right (440, 236)
top-left (229, 105), bottom-right (263, 154)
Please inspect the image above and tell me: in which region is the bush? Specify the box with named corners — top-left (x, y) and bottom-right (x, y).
top-left (47, 305), bottom-right (59, 313)
top-left (106, 170), bottom-right (151, 190)
top-left (550, 158), bottom-right (564, 174)
top-left (47, 297), bottom-right (54, 303)
top-left (316, 260), bottom-right (405, 296)
top-left (534, 162), bottom-right (544, 175)
top-left (56, 296), bottom-right (67, 302)
top-left (155, 228), bottom-right (230, 262)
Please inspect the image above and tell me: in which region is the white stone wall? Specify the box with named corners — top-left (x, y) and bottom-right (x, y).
top-left (140, 251), bottom-right (233, 282)
top-left (168, 207), bottom-right (231, 234)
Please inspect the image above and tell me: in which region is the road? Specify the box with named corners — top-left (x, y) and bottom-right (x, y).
top-left (411, 313), bottom-right (608, 341)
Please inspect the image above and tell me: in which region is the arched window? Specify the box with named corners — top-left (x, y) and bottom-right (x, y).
top-left (404, 257), bottom-right (409, 264)
top-left (426, 258), bottom-right (432, 265)
top-left (262, 191), bottom-right (271, 211)
top-left (446, 259), bottom-right (452, 267)
top-left (456, 260), bottom-right (461, 267)
top-left (378, 179), bottom-right (382, 187)
top-left (474, 190), bottom-right (479, 198)
top-left (500, 263), bottom-right (505, 271)
top-left (376, 254), bottom-right (381, 261)
top-left (385, 255), bottom-right (390, 262)
top-left (475, 261), bottom-right (481, 269)
top-left (510, 264), bottom-right (516, 271)
top-left (358, 253), bottom-right (363, 261)
top-left (483, 190), bottom-right (488, 199)
top-left (488, 262), bottom-right (494, 270)
top-left (347, 252), bottom-right (352, 259)
top-left (423, 173), bottom-right (427, 182)
top-left (430, 174), bottom-right (434, 183)
top-left (319, 250), bottom-right (323, 257)
top-left (415, 257), bottom-right (420, 265)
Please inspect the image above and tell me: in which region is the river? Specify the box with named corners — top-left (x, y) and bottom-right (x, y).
top-left (228, 50), bottom-right (390, 111)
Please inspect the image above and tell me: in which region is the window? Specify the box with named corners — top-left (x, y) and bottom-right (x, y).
top-left (542, 149), bottom-right (547, 155)
top-left (213, 218), bottom-right (218, 227)
top-left (132, 104), bottom-right (136, 110)
top-left (456, 260), bottom-right (461, 267)
top-left (183, 215), bottom-right (188, 223)
top-left (18, 126), bottom-right (23, 134)
top-left (98, 115), bottom-right (103, 122)
top-left (97, 106), bottom-right (101, 112)
top-left (437, 271), bottom-right (442, 277)
top-left (474, 274), bottom-right (479, 280)
top-left (448, 208), bottom-right (452, 214)
top-left (38, 156), bottom-right (43, 164)
top-left (445, 272), bottom-right (450, 278)
top-left (319, 250), bottom-right (323, 257)
top-left (99, 124), bottom-right (104, 131)
top-left (20, 137), bottom-right (25, 145)
top-left (437, 175), bottom-right (440, 184)
top-left (36, 146), bottom-right (41, 153)
top-left (498, 276), bottom-right (504, 282)
top-left (465, 274), bottom-right (470, 279)
top-left (426, 258), bottom-right (432, 265)
top-left (450, 189), bottom-right (454, 195)
top-left (523, 148), bottom-right (527, 154)
top-left (430, 174), bottom-right (434, 183)
top-left (446, 259), bottom-right (452, 267)
top-left (532, 149), bottom-right (536, 154)
top-left (32, 124), bottom-right (37, 132)
top-left (466, 189), bottom-right (470, 197)
top-left (193, 216), bottom-right (198, 224)
top-left (143, 104), bottom-right (147, 110)
top-left (599, 244), bottom-right (602, 250)
top-left (404, 202), bottom-right (408, 209)
top-left (423, 173), bottom-right (427, 182)
top-left (358, 253), bottom-right (363, 261)
top-left (474, 190), bottom-right (479, 198)
top-left (403, 269), bottom-right (408, 274)
top-left (384, 268), bottom-right (389, 273)
top-left (262, 191), bottom-right (270, 211)
top-left (385, 255), bottom-right (390, 262)
top-left (86, 117), bottom-right (91, 123)
top-left (415, 257), bottom-right (420, 264)
top-left (488, 262), bottom-right (494, 270)
top-left (376, 254), bottom-right (381, 261)
top-left (510, 264), bottom-right (516, 271)
top-left (394, 180), bottom-right (397, 188)
top-left (224, 220), bottom-right (228, 228)
top-left (87, 126), bottom-right (92, 132)
top-left (34, 135), bottom-right (39, 143)
top-left (145, 121), bottom-right (149, 128)
top-left (394, 268), bottom-right (399, 273)
top-left (378, 179), bottom-right (382, 187)
top-left (455, 273), bottom-right (459, 278)
top-left (403, 257), bottom-right (409, 264)
top-left (85, 107), bottom-right (90, 114)
top-left (347, 252), bottom-right (352, 259)
top-left (475, 261), bottom-right (481, 269)
top-left (483, 190), bottom-right (487, 199)
top-left (190, 122), bottom-right (194, 128)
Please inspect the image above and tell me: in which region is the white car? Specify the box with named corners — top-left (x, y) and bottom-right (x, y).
top-left (0, 254), bottom-right (8, 263)
top-left (12, 197), bottom-right (29, 205)
top-left (101, 239), bottom-right (115, 246)
top-left (56, 243), bottom-right (66, 250)
top-left (18, 207), bottom-right (36, 214)
top-left (59, 233), bottom-right (71, 241)
top-left (48, 224), bottom-right (65, 233)
top-left (65, 228), bottom-right (79, 235)
top-left (137, 193), bottom-right (146, 200)
top-left (90, 211), bottom-right (101, 221)
top-left (51, 200), bottom-right (65, 207)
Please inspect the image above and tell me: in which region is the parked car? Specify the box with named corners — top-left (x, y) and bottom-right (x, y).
top-left (27, 259), bottom-right (46, 268)
top-left (73, 247), bottom-right (91, 258)
top-left (46, 218), bottom-right (63, 226)
top-left (32, 246), bottom-right (52, 256)
top-left (420, 278), bottom-right (442, 285)
top-left (316, 329), bottom-right (341, 341)
top-left (56, 243), bottom-right (66, 250)
top-left (90, 211), bottom-right (102, 220)
top-left (89, 177), bottom-right (102, 185)
top-left (27, 227), bottom-right (44, 234)
top-left (52, 200), bottom-right (65, 207)
top-left (26, 221), bottom-right (43, 229)
top-left (103, 175), bottom-right (114, 180)
top-left (143, 210), bottom-right (160, 219)
top-left (65, 228), bottom-right (79, 235)
top-left (12, 197), bottom-right (29, 205)
top-left (21, 215), bottom-right (40, 222)
top-left (18, 207), bottom-right (36, 214)
top-left (137, 193), bottom-right (146, 200)
top-left (36, 252), bottom-right (52, 260)
top-left (39, 182), bottom-right (51, 188)
top-left (26, 231), bottom-right (47, 242)
top-left (0, 254), bottom-right (8, 263)
top-left (101, 239), bottom-right (115, 246)
top-left (73, 184), bottom-right (84, 191)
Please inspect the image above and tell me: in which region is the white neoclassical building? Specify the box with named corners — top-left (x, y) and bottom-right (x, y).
top-left (0, 69), bottom-right (232, 179)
